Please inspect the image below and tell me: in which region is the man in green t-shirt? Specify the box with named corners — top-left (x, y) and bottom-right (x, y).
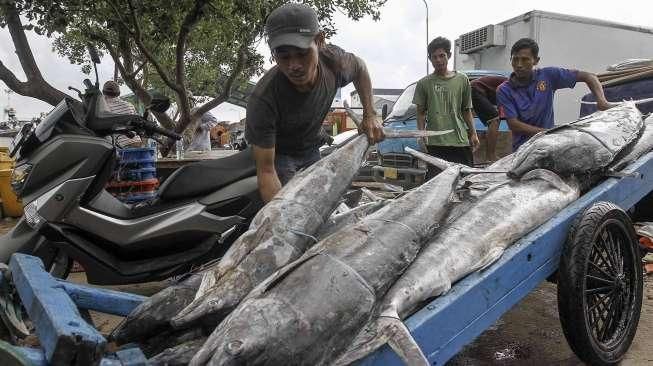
top-left (413, 36), bottom-right (479, 177)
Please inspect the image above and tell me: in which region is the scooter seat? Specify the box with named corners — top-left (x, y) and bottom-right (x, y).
top-left (157, 148), bottom-right (256, 201)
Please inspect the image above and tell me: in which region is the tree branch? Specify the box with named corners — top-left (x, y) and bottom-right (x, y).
top-left (122, 0), bottom-right (180, 94)
top-left (89, 31), bottom-right (173, 130)
top-left (0, 60), bottom-right (30, 95)
top-left (0, 2), bottom-right (68, 105)
top-left (193, 43), bottom-right (249, 118)
top-left (174, 0), bottom-right (210, 119)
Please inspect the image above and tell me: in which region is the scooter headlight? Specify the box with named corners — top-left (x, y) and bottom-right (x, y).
top-left (11, 164), bottom-right (32, 195)
top-left (23, 199), bottom-right (44, 230)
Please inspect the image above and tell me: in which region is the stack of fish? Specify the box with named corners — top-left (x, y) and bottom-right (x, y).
top-left (110, 102), bottom-right (650, 366)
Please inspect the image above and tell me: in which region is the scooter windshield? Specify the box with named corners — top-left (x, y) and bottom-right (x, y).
top-left (34, 100), bottom-right (69, 142)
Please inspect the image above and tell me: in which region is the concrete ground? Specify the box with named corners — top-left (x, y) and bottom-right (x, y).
top-left (1, 217), bottom-right (651, 364)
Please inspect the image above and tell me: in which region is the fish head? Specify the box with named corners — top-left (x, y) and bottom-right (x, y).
top-left (508, 142), bottom-right (553, 178)
top-left (208, 297), bottom-right (300, 366)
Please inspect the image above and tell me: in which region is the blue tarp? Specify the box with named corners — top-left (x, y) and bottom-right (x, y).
top-left (580, 77), bottom-right (653, 117)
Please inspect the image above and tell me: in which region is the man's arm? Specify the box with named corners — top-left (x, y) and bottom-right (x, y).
top-left (576, 71), bottom-right (611, 110)
top-left (416, 104), bottom-right (428, 149)
top-left (416, 104), bottom-right (427, 131)
top-left (496, 86), bottom-right (544, 137)
top-left (506, 117), bottom-right (546, 136)
top-left (252, 145), bottom-right (281, 203)
top-left (486, 118), bottom-right (500, 162)
top-left (461, 78), bottom-right (479, 152)
top-left (352, 56), bottom-right (384, 144)
top-left (463, 109), bottom-right (479, 152)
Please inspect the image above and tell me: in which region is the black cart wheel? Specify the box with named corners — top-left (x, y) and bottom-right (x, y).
top-left (558, 201), bottom-right (643, 366)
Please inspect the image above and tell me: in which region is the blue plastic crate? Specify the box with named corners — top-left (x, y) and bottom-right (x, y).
top-left (119, 159), bottom-right (156, 169)
top-left (124, 192), bottom-right (157, 203)
top-left (118, 147), bottom-right (156, 164)
top-left (118, 167), bottom-right (157, 181)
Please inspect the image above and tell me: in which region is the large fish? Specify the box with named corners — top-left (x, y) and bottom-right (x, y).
top-left (335, 169), bottom-right (580, 365)
top-left (111, 273), bottom-right (203, 344)
top-left (186, 166), bottom-right (461, 366)
top-left (609, 114), bottom-right (653, 172)
top-left (509, 102), bottom-right (643, 178)
top-left (113, 129), bottom-right (450, 344)
top-left (405, 147), bottom-right (514, 225)
top-left (112, 134), bottom-right (370, 344)
top-left (171, 130), bottom-right (451, 329)
top-left (316, 199), bottom-right (388, 239)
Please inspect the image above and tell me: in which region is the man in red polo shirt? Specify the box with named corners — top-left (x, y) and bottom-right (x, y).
top-left (471, 75), bottom-right (507, 162)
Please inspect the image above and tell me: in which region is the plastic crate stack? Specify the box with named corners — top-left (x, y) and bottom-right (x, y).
top-left (107, 147), bottom-right (159, 203)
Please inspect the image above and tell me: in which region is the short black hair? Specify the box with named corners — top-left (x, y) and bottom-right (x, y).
top-left (427, 37), bottom-right (451, 57)
top-left (511, 38), bottom-right (539, 58)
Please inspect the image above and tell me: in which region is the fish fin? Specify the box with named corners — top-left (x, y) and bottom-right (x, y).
top-left (244, 249), bottom-right (324, 301)
top-left (194, 271), bottom-right (219, 300)
top-left (520, 169), bottom-right (572, 192)
top-left (194, 218), bottom-right (273, 299)
top-left (474, 247), bottom-right (505, 272)
top-left (383, 317), bottom-right (429, 366)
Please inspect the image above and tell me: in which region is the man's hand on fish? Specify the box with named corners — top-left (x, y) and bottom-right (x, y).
top-left (596, 98), bottom-right (613, 111)
top-left (361, 113), bottom-right (385, 144)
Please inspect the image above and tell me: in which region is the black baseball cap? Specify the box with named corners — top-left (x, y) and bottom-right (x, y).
top-left (265, 3), bottom-right (319, 50)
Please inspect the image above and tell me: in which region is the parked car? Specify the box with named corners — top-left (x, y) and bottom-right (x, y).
top-left (372, 70), bottom-right (510, 188)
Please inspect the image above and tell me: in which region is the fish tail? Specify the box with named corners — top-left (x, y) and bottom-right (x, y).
top-left (331, 319), bottom-right (389, 366)
top-left (383, 317), bottom-right (429, 366)
top-left (332, 316), bottom-right (428, 366)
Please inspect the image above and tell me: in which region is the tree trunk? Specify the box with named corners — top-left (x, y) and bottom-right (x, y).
top-left (0, 2), bottom-right (68, 106)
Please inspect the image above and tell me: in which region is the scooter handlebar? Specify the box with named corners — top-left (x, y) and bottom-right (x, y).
top-left (148, 123), bottom-right (182, 141)
top-left (132, 119), bottom-right (181, 140)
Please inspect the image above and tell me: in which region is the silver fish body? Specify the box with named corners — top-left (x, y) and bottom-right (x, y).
top-left (188, 166), bottom-right (461, 366)
top-left (509, 102), bottom-right (643, 177)
top-left (171, 135), bottom-right (371, 328)
top-left (335, 169), bottom-right (580, 365)
top-left (610, 114), bottom-right (653, 172)
top-left (112, 135), bottom-right (370, 344)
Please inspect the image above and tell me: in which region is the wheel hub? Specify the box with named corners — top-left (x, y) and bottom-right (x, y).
top-left (614, 273), bottom-right (626, 291)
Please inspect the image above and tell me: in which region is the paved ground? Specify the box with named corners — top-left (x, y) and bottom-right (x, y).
top-left (1, 217), bottom-right (651, 364)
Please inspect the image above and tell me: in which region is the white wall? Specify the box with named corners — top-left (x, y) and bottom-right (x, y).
top-left (454, 12), bottom-right (653, 123)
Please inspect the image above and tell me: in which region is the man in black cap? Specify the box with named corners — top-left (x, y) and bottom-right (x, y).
top-left (245, 3), bottom-right (384, 202)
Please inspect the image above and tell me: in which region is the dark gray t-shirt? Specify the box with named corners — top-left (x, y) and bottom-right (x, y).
top-left (245, 44), bottom-right (359, 156)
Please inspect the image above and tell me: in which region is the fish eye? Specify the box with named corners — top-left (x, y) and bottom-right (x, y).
top-left (225, 340), bottom-right (244, 356)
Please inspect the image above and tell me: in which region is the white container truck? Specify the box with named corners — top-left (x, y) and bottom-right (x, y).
top-left (454, 10), bottom-right (653, 122)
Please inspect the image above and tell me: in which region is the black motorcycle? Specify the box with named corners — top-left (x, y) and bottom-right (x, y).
top-left (0, 47), bottom-right (262, 285)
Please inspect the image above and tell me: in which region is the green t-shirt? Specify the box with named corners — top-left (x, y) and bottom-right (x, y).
top-left (412, 71), bottom-right (473, 146)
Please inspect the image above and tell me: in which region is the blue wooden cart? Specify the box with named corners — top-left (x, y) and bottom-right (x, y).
top-left (1, 152), bottom-right (652, 366)
top-left (360, 152), bottom-right (653, 365)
